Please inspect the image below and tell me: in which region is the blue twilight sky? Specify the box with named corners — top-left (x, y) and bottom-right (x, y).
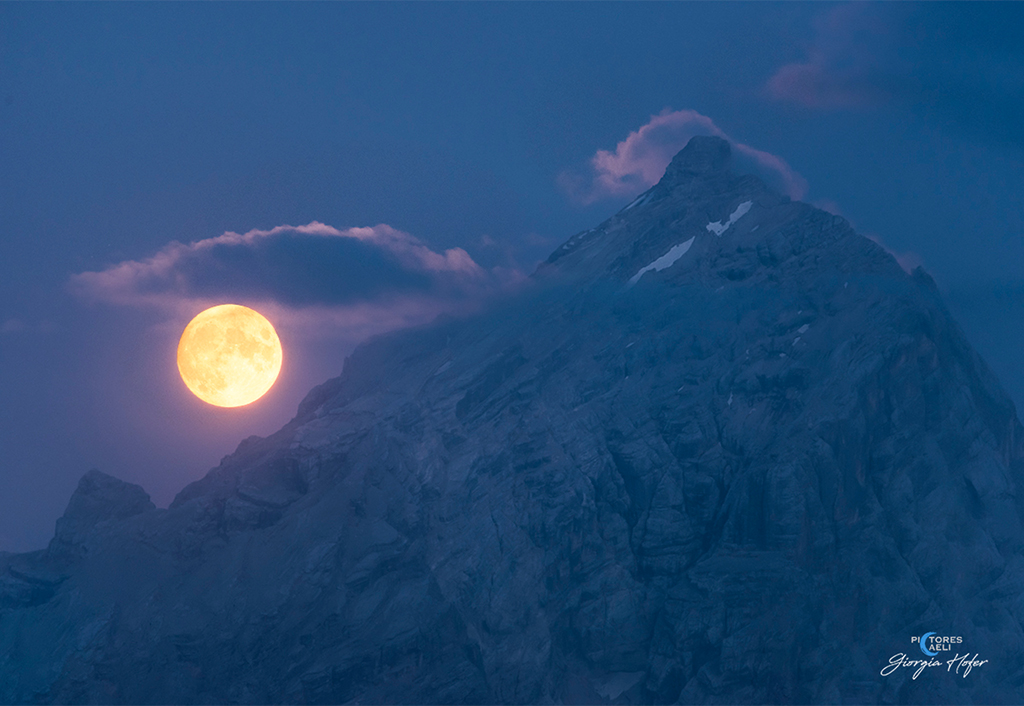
top-left (2, 2), bottom-right (1024, 552)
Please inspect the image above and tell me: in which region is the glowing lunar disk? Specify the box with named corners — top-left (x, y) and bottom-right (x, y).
top-left (177, 304), bottom-right (283, 407)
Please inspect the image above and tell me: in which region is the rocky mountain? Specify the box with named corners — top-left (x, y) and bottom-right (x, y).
top-left (3, 136), bottom-right (1024, 704)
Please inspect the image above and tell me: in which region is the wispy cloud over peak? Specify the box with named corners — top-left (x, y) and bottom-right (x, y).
top-left (563, 108), bottom-right (808, 203)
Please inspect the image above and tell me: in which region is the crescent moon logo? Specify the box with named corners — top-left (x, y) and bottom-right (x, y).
top-left (920, 632), bottom-right (938, 656)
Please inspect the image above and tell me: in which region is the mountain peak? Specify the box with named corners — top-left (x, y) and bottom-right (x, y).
top-left (6, 131), bottom-right (1024, 705)
top-left (661, 134), bottom-right (731, 185)
top-left (49, 469), bottom-right (154, 552)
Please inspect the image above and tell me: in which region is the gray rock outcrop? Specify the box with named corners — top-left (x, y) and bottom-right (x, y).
top-left (2, 136), bottom-right (1024, 704)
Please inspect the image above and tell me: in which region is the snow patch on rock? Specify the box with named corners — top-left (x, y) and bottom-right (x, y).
top-left (706, 200), bottom-right (753, 236)
top-left (623, 191), bottom-right (655, 211)
top-left (628, 237), bottom-right (696, 286)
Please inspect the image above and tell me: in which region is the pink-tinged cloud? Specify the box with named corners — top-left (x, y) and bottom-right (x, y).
top-left (768, 59), bottom-right (883, 109)
top-left (565, 108), bottom-right (808, 203)
top-left (766, 3), bottom-right (896, 109)
top-left (70, 222), bottom-right (517, 340)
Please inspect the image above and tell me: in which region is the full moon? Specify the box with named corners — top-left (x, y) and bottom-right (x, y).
top-left (177, 304), bottom-right (283, 407)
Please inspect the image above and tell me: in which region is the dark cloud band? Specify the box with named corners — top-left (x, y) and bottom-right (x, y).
top-left (70, 222), bottom-right (489, 310)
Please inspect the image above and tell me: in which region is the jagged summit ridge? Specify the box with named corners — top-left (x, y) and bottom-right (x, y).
top-left (2, 137), bottom-right (1024, 705)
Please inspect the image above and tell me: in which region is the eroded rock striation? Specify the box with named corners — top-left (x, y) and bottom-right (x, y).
top-left (3, 136), bottom-right (1024, 704)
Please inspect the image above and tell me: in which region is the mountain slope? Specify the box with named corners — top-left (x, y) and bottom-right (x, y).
top-left (3, 136), bottom-right (1024, 704)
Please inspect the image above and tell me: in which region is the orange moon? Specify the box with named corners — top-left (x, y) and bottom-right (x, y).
top-left (176, 304), bottom-right (283, 407)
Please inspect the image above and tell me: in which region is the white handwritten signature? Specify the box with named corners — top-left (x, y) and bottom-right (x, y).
top-left (881, 652), bottom-right (988, 679)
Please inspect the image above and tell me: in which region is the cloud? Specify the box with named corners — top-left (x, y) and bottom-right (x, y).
top-left (766, 3), bottom-right (897, 109)
top-left (70, 222), bottom-right (514, 339)
top-left (71, 222), bottom-right (485, 307)
top-left (766, 3), bottom-right (1024, 148)
top-left (563, 108), bottom-right (808, 203)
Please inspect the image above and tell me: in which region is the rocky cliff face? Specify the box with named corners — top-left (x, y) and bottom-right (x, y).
top-left (3, 136), bottom-right (1024, 704)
